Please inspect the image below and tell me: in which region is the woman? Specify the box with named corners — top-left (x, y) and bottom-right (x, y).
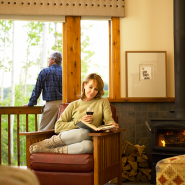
top-left (30, 73), bottom-right (119, 154)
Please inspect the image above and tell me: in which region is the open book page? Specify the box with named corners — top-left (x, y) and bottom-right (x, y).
top-left (97, 124), bottom-right (115, 131)
top-left (76, 120), bottom-right (115, 132)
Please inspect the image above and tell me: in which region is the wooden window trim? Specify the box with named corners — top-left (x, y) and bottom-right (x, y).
top-left (108, 17), bottom-right (121, 101)
top-left (62, 17), bottom-right (175, 103)
top-left (62, 17), bottom-right (122, 103)
top-left (62, 16), bottom-right (81, 103)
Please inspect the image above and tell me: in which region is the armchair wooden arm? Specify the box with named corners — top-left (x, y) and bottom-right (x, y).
top-left (89, 129), bottom-right (125, 185)
top-left (20, 129), bottom-right (55, 168)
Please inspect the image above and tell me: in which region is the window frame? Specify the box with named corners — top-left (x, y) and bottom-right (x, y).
top-left (62, 17), bottom-right (121, 103)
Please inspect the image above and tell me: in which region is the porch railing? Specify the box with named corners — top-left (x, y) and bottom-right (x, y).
top-left (0, 106), bottom-right (42, 166)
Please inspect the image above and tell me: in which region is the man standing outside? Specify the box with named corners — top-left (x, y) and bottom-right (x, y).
top-left (23, 51), bottom-right (62, 131)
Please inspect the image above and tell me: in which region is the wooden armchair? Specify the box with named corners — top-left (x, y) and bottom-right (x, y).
top-left (20, 103), bottom-right (125, 185)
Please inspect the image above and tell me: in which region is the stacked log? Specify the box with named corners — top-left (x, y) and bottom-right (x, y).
top-left (121, 141), bottom-right (151, 182)
top-left (109, 141), bottom-right (151, 184)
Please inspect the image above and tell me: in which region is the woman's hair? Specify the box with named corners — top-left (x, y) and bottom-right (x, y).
top-left (50, 51), bottom-right (62, 65)
top-left (80, 73), bottom-right (105, 100)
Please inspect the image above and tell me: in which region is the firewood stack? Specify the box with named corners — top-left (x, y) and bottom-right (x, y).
top-left (109, 141), bottom-right (151, 184)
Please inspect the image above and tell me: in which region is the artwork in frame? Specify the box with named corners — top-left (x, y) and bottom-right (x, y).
top-left (126, 51), bottom-right (167, 98)
top-left (139, 64), bottom-right (153, 81)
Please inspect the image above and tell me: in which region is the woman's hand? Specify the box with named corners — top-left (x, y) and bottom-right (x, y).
top-left (81, 115), bottom-right (93, 124)
top-left (109, 123), bottom-right (119, 132)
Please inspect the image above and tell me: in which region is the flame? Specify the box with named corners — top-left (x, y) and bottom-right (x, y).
top-left (183, 131), bottom-right (185, 135)
top-left (166, 131), bottom-right (174, 135)
top-left (161, 140), bottom-right (165, 147)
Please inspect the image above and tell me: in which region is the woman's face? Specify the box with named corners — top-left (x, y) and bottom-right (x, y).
top-left (84, 79), bottom-right (99, 101)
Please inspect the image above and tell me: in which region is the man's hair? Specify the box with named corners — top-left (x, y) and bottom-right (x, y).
top-left (79, 73), bottom-right (105, 100)
top-left (50, 51), bottom-right (62, 65)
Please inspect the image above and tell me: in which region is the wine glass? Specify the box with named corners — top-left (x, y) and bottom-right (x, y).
top-left (86, 107), bottom-right (94, 115)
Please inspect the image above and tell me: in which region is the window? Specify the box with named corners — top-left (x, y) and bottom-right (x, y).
top-left (81, 20), bottom-right (109, 97)
top-left (0, 20), bottom-right (63, 106)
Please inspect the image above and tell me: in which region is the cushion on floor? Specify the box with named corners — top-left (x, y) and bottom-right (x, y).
top-left (156, 155), bottom-right (185, 185)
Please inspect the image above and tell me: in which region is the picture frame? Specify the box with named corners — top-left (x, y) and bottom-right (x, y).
top-left (125, 51), bottom-right (167, 98)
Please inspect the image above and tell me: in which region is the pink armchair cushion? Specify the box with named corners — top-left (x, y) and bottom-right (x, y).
top-left (30, 153), bottom-right (94, 173)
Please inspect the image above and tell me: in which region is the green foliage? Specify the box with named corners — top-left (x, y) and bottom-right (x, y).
top-left (51, 31), bottom-right (63, 53)
top-left (0, 20), bottom-right (12, 77)
top-left (0, 20), bottom-right (12, 43)
top-left (81, 26), bottom-right (95, 82)
top-left (103, 90), bottom-right (109, 97)
top-left (1, 117), bottom-right (8, 165)
top-left (24, 22), bottom-right (43, 46)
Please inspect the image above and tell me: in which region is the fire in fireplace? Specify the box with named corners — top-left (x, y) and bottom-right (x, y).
top-left (151, 119), bottom-right (185, 154)
top-left (157, 128), bottom-right (185, 147)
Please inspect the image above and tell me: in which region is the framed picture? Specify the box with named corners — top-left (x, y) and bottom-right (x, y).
top-left (126, 51), bottom-right (167, 98)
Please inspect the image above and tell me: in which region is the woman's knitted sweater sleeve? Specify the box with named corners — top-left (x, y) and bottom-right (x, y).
top-left (102, 98), bottom-right (116, 125)
top-left (54, 102), bottom-right (79, 133)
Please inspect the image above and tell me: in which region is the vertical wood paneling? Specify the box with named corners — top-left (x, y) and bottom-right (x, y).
top-left (93, 137), bottom-right (99, 185)
top-left (110, 17), bottom-right (121, 99)
top-left (62, 22), bottom-right (67, 103)
top-left (8, 114), bottom-right (11, 165)
top-left (65, 16), bottom-right (81, 103)
top-left (17, 114), bottom-right (20, 166)
top-left (109, 20), bottom-right (113, 99)
top-left (26, 114), bottom-right (28, 132)
top-left (0, 114), bottom-right (1, 164)
top-left (35, 114), bottom-right (38, 131)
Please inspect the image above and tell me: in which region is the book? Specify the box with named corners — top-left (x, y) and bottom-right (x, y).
top-left (76, 120), bottom-right (115, 132)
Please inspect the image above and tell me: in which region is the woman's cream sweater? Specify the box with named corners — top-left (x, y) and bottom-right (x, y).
top-left (55, 98), bottom-right (115, 133)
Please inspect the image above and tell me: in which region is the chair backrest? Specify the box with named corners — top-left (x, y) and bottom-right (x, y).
top-left (57, 103), bottom-right (70, 119)
top-left (57, 103), bottom-right (118, 123)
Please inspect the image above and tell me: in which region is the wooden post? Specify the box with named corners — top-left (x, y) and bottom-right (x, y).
top-left (109, 17), bottom-right (121, 100)
top-left (62, 22), bottom-right (66, 103)
top-left (63, 16), bottom-right (81, 103)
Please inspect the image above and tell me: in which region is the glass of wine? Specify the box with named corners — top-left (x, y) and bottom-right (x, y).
top-left (86, 107), bottom-right (94, 115)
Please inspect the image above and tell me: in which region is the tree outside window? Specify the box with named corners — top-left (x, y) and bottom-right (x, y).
top-left (81, 20), bottom-right (109, 97)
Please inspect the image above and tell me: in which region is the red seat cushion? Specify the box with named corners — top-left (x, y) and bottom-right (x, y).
top-left (30, 153), bottom-right (94, 173)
